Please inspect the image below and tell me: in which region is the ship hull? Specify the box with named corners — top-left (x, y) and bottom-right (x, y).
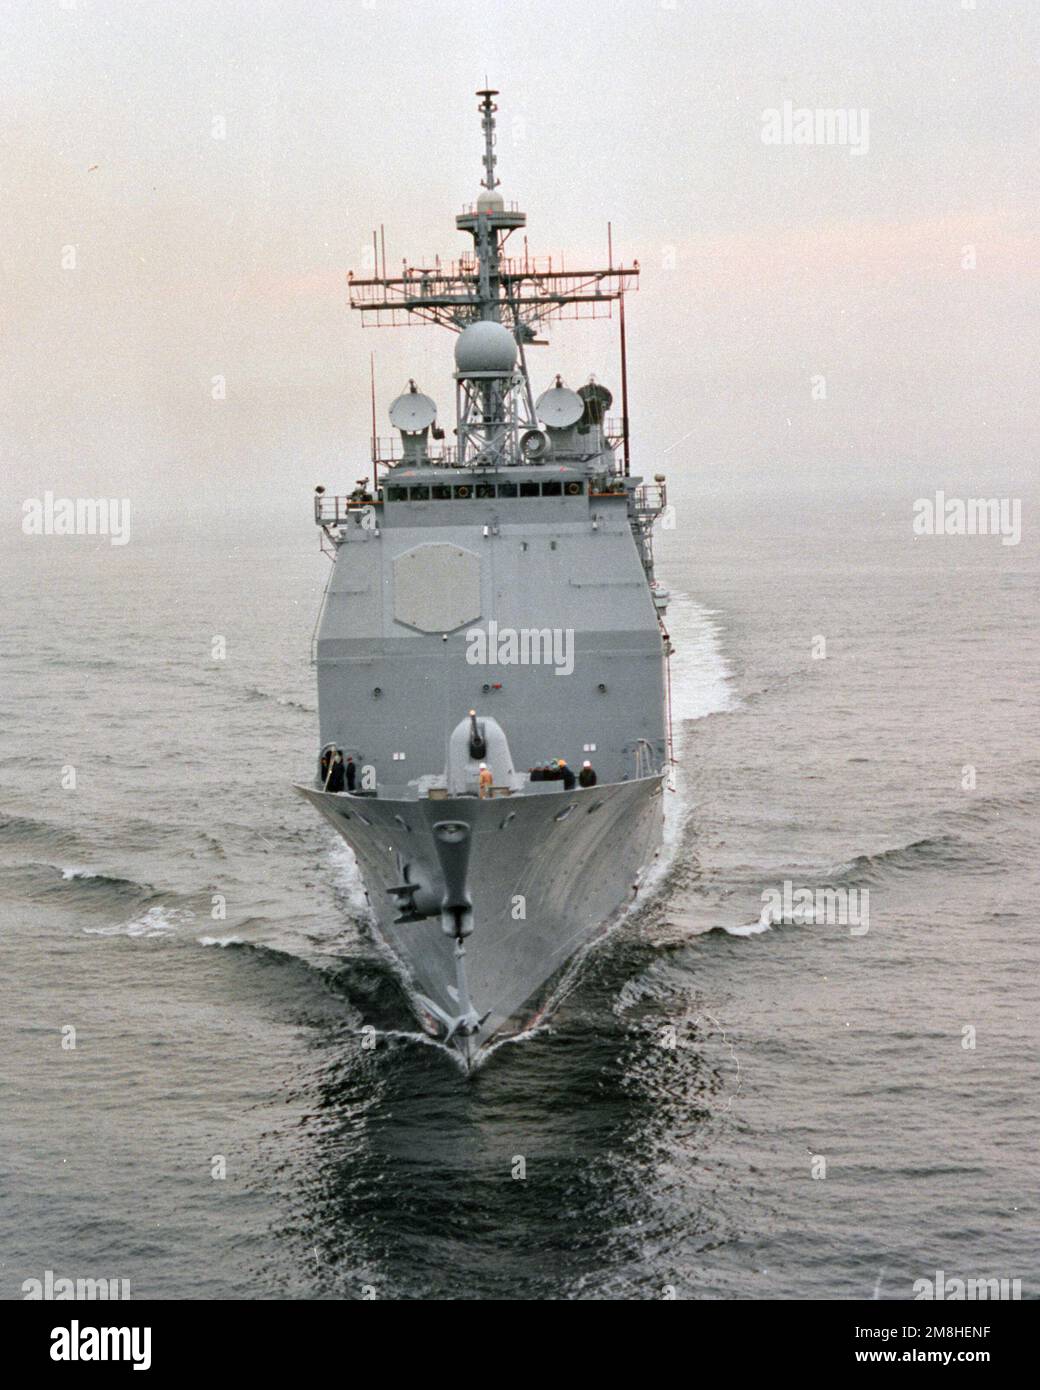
top-left (296, 777), bottom-right (664, 1067)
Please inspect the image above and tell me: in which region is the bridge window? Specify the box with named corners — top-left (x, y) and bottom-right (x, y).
top-left (383, 478), bottom-right (586, 503)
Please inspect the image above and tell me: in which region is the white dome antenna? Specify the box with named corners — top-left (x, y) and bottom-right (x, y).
top-left (454, 321), bottom-right (518, 377)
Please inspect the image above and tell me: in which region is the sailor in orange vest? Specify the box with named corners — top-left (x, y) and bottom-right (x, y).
top-left (478, 762), bottom-right (494, 799)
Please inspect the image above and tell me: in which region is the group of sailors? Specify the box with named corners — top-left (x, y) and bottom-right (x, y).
top-left (320, 747), bottom-right (598, 797)
top-left (529, 758), bottom-right (597, 790)
top-left (320, 748), bottom-right (356, 793)
top-left (477, 758), bottom-right (596, 797)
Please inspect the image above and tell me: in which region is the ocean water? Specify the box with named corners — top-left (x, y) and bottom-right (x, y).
top-left (2, 491), bottom-right (1037, 1301)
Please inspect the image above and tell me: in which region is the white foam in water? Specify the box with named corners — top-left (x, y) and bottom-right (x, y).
top-left (60, 866), bottom-right (102, 880)
top-left (644, 592), bottom-right (736, 891)
top-left (197, 935), bottom-right (247, 947)
top-left (664, 594), bottom-right (737, 724)
top-left (725, 894), bottom-right (835, 936)
top-left (84, 905), bottom-right (194, 938)
top-left (326, 836), bottom-right (377, 915)
top-left (724, 916), bottom-right (774, 937)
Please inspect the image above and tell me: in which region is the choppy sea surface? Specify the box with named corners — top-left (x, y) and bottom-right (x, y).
top-left (2, 490), bottom-right (1038, 1300)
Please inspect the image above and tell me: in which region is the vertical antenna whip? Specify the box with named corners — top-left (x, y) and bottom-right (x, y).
top-left (369, 352), bottom-right (377, 491)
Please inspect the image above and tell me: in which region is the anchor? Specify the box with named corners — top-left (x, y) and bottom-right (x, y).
top-left (386, 859), bottom-right (441, 924)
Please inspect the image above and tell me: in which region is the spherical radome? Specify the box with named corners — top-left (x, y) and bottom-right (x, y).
top-left (454, 320), bottom-right (518, 375)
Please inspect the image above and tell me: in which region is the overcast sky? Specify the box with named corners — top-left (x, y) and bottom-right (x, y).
top-left (2, 0), bottom-right (1037, 528)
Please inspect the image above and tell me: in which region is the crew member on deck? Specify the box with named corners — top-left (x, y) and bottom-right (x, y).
top-left (579, 760), bottom-right (597, 788)
top-left (345, 756), bottom-right (357, 792)
top-left (478, 763), bottom-right (493, 799)
top-left (326, 752), bottom-right (346, 793)
top-left (558, 758), bottom-right (576, 791)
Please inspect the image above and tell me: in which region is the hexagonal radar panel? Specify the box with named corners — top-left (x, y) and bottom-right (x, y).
top-left (392, 544), bottom-right (482, 633)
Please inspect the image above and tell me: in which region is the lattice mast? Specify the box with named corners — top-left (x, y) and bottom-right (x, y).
top-left (347, 89), bottom-right (638, 470)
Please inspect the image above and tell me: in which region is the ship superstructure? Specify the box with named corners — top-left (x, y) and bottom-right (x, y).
top-left (297, 91), bottom-right (671, 1066)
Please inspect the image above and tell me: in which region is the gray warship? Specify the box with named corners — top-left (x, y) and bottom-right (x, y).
top-left (297, 91), bottom-right (672, 1067)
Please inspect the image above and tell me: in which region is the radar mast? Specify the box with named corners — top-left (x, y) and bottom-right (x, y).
top-left (347, 89), bottom-right (638, 470)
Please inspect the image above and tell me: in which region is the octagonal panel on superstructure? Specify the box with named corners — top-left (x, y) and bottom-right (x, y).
top-left (392, 543), bottom-right (482, 633)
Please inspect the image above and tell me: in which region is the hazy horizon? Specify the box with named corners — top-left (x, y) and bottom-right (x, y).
top-left (3, 0), bottom-right (1037, 531)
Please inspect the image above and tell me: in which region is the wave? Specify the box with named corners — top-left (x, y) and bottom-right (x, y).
top-left (944, 791), bottom-right (1038, 827)
top-left (243, 685), bottom-right (316, 714)
top-left (723, 916), bottom-right (774, 937)
top-left (57, 867), bottom-right (148, 894)
top-left (0, 814), bottom-right (85, 855)
top-left (0, 814), bottom-right (227, 864)
top-left (84, 905), bottom-right (194, 938)
top-left (705, 833), bottom-right (987, 936)
top-left (825, 834), bottom-right (973, 886)
top-left (2, 861), bottom-right (163, 911)
top-left (43, 655), bottom-right (125, 671)
top-left (194, 914), bottom-right (283, 946)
